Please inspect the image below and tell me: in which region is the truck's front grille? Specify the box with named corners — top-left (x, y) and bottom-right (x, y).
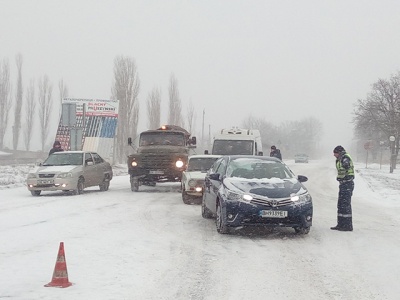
top-left (141, 154), bottom-right (176, 169)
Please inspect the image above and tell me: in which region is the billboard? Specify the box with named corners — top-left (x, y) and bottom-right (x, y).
top-left (55, 98), bottom-right (119, 163)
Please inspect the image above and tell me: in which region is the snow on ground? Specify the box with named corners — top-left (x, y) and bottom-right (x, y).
top-left (1, 158), bottom-right (400, 299)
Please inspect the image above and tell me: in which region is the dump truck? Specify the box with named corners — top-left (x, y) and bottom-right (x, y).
top-left (127, 125), bottom-right (196, 191)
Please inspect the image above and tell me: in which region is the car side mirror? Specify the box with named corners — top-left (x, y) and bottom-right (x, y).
top-left (298, 175), bottom-right (308, 182)
top-left (191, 137), bottom-right (196, 145)
top-left (258, 151), bottom-right (263, 156)
top-left (128, 137), bottom-right (132, 145)
top-left (209, 173), bottom-right (221, 181)
top-left (204, 150), bottom-right (209, 155)
top-left (86, 161), bottom-right (94, 166)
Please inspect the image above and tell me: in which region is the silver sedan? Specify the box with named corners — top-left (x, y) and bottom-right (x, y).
top-left (26, 151), bottom-right (113, 196)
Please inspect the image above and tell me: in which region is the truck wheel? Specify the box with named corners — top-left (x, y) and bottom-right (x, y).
top-left (31, 190), bottom-right (41, 196)
top-left (131, 177), bottom-right (139, 192)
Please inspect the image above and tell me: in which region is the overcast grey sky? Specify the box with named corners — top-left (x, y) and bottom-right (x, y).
top-left (2, 0), bottom-right (400, 152)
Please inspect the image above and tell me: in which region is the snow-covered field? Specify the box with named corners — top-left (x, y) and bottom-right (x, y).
top-left (1, 158), bottom-right (400, 299)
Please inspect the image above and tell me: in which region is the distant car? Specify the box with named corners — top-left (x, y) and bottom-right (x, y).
top-left (181, 155), bottom-right (221, 204)
top-left (202, 155), bottom-right (313, 234)
top-left (294, 153), bottom-right (309, 163)
top-left (26, 151), bottom-right (113, 196)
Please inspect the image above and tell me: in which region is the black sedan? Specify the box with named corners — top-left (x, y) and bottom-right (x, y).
top-left (202, 155), bottom-right (313, 234)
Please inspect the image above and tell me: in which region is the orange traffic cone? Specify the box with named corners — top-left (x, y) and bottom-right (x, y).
top-left (44, 242), bottom-right (72, 288)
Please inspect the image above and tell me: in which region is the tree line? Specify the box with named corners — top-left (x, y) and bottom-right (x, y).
top-left (11, 53), bottom-right (397, 163)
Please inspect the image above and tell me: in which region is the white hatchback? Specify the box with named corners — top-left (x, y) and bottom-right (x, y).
top-left (181, 155), bottom-right (221, 204)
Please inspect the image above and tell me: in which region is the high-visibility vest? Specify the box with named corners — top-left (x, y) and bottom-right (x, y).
top-left (336, 153), bottom-right (355, 179)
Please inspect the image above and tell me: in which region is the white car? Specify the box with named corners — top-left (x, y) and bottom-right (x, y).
top-left (27, 151), bottom-right (113, 196)
top-left (181, 155), bottom-right (221, 204)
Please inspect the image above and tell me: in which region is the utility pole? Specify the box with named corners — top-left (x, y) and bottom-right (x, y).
top-left (201, 109), bottom-right (205, 150)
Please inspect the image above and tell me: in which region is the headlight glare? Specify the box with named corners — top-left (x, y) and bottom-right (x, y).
top-left (176, 160), bottom-right (184, 168)
top-left (226, 191), bottom-right (253, 202)
top-left (291, 193), bottom-right (311, 203)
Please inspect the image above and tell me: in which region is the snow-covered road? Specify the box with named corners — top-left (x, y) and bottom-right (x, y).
top-left (1, 159), bottom-right (399, 299)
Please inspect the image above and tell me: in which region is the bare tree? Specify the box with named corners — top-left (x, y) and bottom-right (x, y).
top-left (0, 58), bottom-right (12, 150)
top-left (146, 87), bottom-right (161, 129)
top-left (111, 55), bottom-right (140, 163)
top-left (38, 75), bottom-right (53, 151)
top-left (354, 72), bottom-right (400, 168)
top-left (354, 73), bottom-right (400, 141)
top-left (168, 74), bottom-right (183, 127)
top-left (13, 53), bottom-right (23, 150)
top-left (23, 79), bottom-right (36, 150)
top-left (186, 100), bottom-right (196, 134)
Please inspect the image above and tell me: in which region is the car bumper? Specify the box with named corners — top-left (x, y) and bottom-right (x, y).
top-left (129, 167), bottom-right (184, 179)
top-left (27, 177), bottom-right (79, 191)
top-left (222, 201), bottom-right (313, 229)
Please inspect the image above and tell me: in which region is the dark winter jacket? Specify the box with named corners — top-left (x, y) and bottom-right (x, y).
top-left (270, 149), bottom-right (282, 160)
top-left (49, 141), bottom-right (64, 156)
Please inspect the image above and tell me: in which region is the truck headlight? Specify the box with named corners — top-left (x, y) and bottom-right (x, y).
top-left (175, 160), bottom-right (184, 168)
top-left (131, 161), bottom-right (138, 167)
top-left (57, 172), bottom-right (73, 178)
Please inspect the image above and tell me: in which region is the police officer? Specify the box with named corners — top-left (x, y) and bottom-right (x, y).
top-left (331, 145), bottom-right (354, 231)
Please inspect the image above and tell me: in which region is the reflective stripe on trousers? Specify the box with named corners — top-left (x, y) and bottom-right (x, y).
top-left (337, 181), bottom-right (354, 228)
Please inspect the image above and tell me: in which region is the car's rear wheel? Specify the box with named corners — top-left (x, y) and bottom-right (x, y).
top-left (201, 195), bottom-right (213, 219)
top-left (294, 226), bottom-right (310, 234)
top-left (73, 178), bottom-right (85, 195)
top-left (216, 201), bottom-right (230, 234)
top-left (131, 177), bottom-right (139, 192)
top-left (31, 190), bottom-right (41, 196)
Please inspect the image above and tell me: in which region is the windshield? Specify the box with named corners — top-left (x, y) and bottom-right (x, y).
top-left (212, 140), bottom-right (253, 155)
top-left (43, 153), bottom-right (83, 166)
top-left (187, 157), bottom-right (219, 172)
top-left (226, 158), bottom-right (294, 180)
top-left (140, 132), bottom-right (185, 146)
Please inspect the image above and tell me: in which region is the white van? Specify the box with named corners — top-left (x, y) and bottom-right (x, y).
top-left (209, 127), bottom-right (263, 156)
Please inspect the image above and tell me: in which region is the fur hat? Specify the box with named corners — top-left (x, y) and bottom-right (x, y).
top-left (271, 145), bottom-right (276, 150)
top-left (333, 145), bottom-right (345, 153)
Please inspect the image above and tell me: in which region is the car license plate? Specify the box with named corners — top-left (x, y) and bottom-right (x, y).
top-left (39, 180), bottom-right (53, 184)
top-left (149, 170), bottom-right (164, 175)
top-left (259, 210), bottom-right (288, 218)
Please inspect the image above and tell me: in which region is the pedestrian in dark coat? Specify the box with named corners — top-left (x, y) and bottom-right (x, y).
top-left (49, 140), bottom-right (64, 156)
top-left (270, 145), bottom-right (282, 160)
top-left (331, 145), bottom-right (355, 231)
